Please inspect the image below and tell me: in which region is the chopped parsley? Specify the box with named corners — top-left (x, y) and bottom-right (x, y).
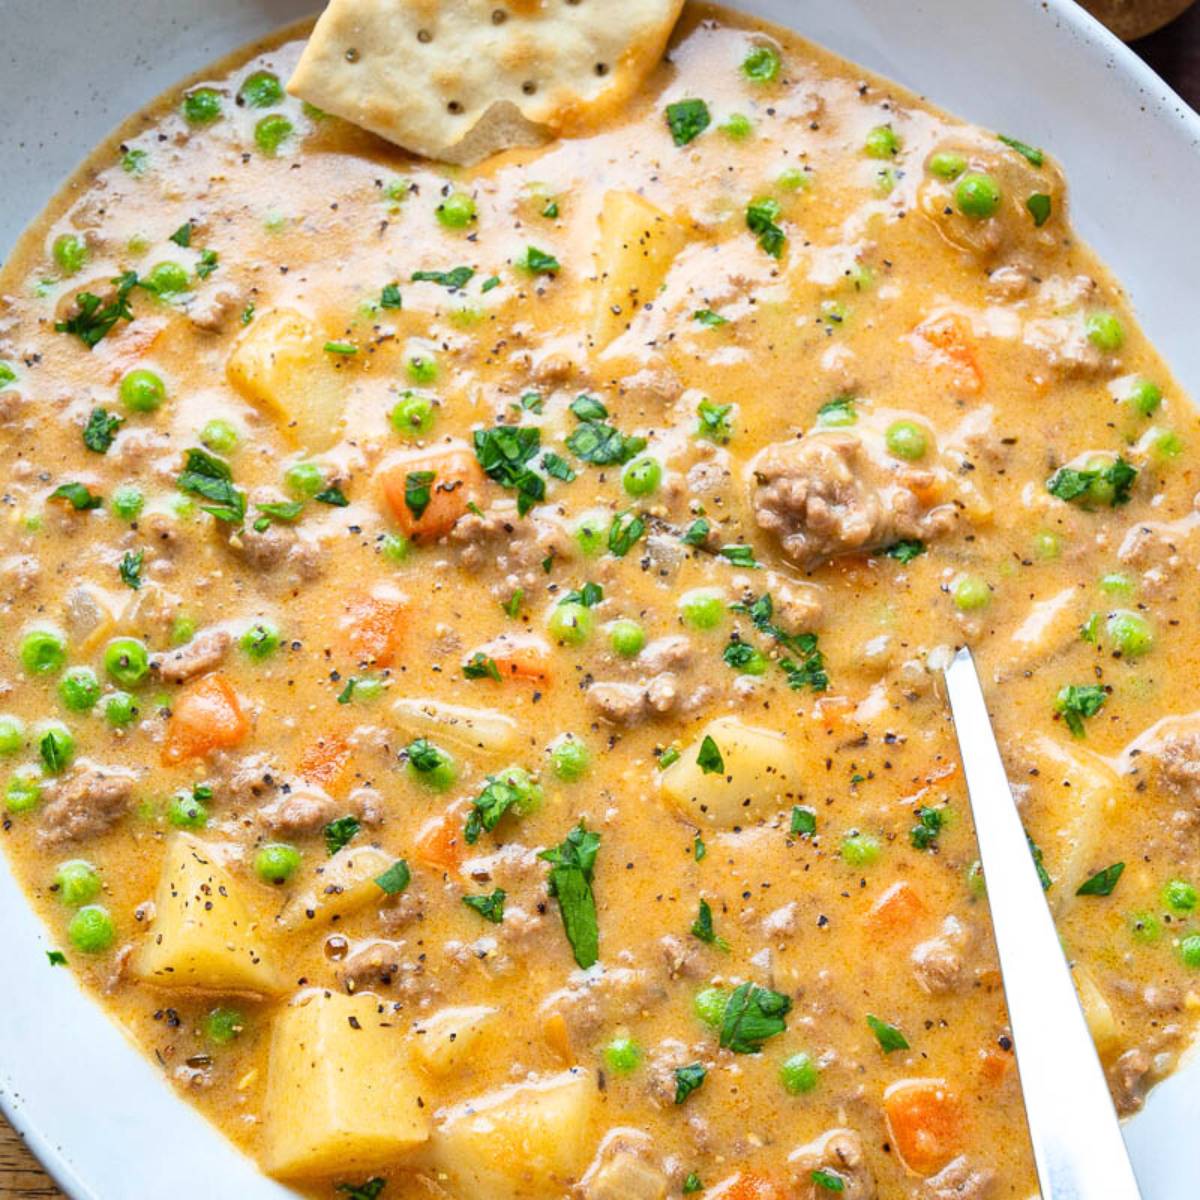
top-left (336, 1181), bottom-right (385, 1200)
top-left (998, 133), bottom-right (1045, 167)
top-left (673, 1062), bottom-right (707, 1103)
top-left (257, 500), bottom-right (304, 524)
top-left (690, 898), bottom-right (729, 950)
top-left (196, 249), bottom-right (219, 280)
top-left (566, 397), bottom-right (646, 465)
top-left (1046, 457), bottom-right (1137, 507)
top-left (733, 593), bottom-right (828, 692)
top-left (608, 510), bottom-right (646, 557)
top-left (463, 652), bottom-right (502, 682)
top-left (746, 196), bottom-right (786, 258)
top-left (1076, 862), bottom-right (1125, 898)
top-left (411, 266), bottom-right (474, 289)
top-left (665, 99), bottom-right (711, 146)
top-left (169, 222), bottom-right (192, 248)
top-left (659, 746), bottom-right (681, 770)
top-left (1028, 834), bottom-right (1052, 891)
top-left (884, 539), bottom-right (925, 564)
top-left (681, 518), bottom-right (711, 546)
top-left (910, 805), bottom-right (946, 851)
top-left (1027, 193), bottom-right (1052, 227)
top-left (719, 982), bottom-right (791, 1053)
top-left (380, 283), bottom-right (403, 309)
top-left (540, 821), bottom-right (601, 969)
top-left (693, 308), bottom-right (728, 327)
top-left (817, 395), bottom-right (857, 426)
top-left (561, 581), bottom-right (603, 607)
top-left (46, 950), bottom-right (67, 967)
top-left (324, 340), bottom-right (357, 356)
top-left (324, 815), bottom-right (361, 856)
top-left (719, 544), bottom-right (759, 568)
top-left (374, 859), bottom-right (411, 895)
top-left (464, 774), bottom-right (523, 844)
top-left (791, 805), bottom-right (817, 837)
top-left (866, 1013), bottom-right (909, 1053)
top-left (463, 888), bottom-right (507, 923)
top-left (811, 1169), bottom-right (846, 1193)
top-left (56, 271), bottom-right (139, 348)
top-left (119, 549), bottom-right (144, 590)
top-left (696, 398), bottom-right (734, 444)
top-left (682, 1174), bottom-right (703, 1195)
top-left (473, 425), bottom-right (545, 515)
top-left (694, 834), bottom-right (706, 862)
top-left (403, 470), bottom-right (436, 521)
top-left (520, 246), bottom-right (560, 275)
top-left (177, 448), bottom-right (246, 523)
top-left (1055, 683), bottom-right (1107, 737)
top-left (315, 485), bottom-right (349, 507)
top-left (83, 407), bottom-right (123, 453)
top-left (50, 482), bottom-right (102, 511)
top-left (697, 735), bottom-right (724, 775)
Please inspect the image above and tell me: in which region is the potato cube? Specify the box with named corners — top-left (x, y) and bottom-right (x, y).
top-left (410, 1005), bottom-right (496, 1077)
top-left (276, 843), bottom-right (397, 931)
top-left (262, 989), bottom-right (430, 1179)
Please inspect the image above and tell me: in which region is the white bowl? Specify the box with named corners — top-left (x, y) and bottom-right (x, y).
top-left (2, 2), bottom-right (1198, 1196)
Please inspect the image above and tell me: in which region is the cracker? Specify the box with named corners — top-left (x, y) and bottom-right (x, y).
top-left (287, 0), bottom-right (685, 164)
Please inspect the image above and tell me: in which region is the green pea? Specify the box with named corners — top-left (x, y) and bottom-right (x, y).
top-left (20, 629), bottom-right (66, 676)
top-left (103, 691), bottom-right (138, 727)
top-left (1180, 935), bottom-right (1200, 969)
top-left (200, 419), bottom-right (239, 454)
top-left (1127, 910), bottom-right (1161, 944)
top-left (58, 667), bottom-right (100, 712)
top-left (729, 645), bottom-right (769, 675)
top-left (1164, 879), bottom-right (1197, 912)
top-left (603, 1036), bottom-right (643, 1074)
top-left (952, 575), bottom-right (991, 611)
top-left (573, 510), bottom-right (609, 557)
top-left (285, 461), bottom-right (325, 498)
top-left (549, 601), bottom-right (594, 646)
top-left (1147, 427), bottom-right (1183, 461)
top-left (549, 734), bottom-right (590, 782)
top-left (104, 637), bottom-right (150, 686)
top-left (54, 859), bottom-right (101, 907)
top-left (381, 533), bottom-right (410, 563)
top-left (69, 905), bottom-right (115, 953)
top-left (349, 676), bottom-right (387, 703)
top-left (5, 767), bottom-right (42, 814)
top-left (864, 124), bottom-right (900, 159)
top-left (693, 986), bottom-right (729, 1028)
top-left (721, 113), bottom-right (754, 140)
top-left (609, 619), bottom-right (646, 658)
top-left (1034, 531), bottom-right (1062, 560)
top-left (1106, 610), bottom-right (1153, 658)
top-left (119, 368), bottom-right (168, 413)
top-left (168, 791), bottom-right (209, 829)
top-left (436, 191), bottom-right (477, 229)
top-left (779, 1051), bottom-right (820, 1094)
top-left (966, 859), bottom-right (987, 898)
top-left (39, 723), bottom-right (75, 773)
top-left (622, 456), bottom-right (662, 498)
top-left (255, 843), bottom-right (301, 884)
top-left (389, 392), bottom-right (436, 439)
top-left (1085, 311), bottom-right (1124, 352)
top-left (254, 114), bottom-right (294, 156)
top-left (238, 70), bottom-right (283, 109)
top-left (493, 766), bottom-right (543, 816)
top-left (742, 44), bottom-right (781, 83)
top-left (405, 741), bottom-right (457, 792)
top-left (840, 832), bottom-right (880, 867)
top-left (111, 485), bottom-right (145, 521)
top-left (407, 355), bottom-right (438, 384)
top-left (0, 716), bottom-right (24, 755)
top-left (52, 233), bottom-right (88, 276)
top-left (1127, 378), bottom-right (1162, 416)
top-left (885, 420), bottom-right (928, 461)
top-left (182, 87), bottom-right (223, 125)
top-left (954, 172), bottom-right (1002, 219)
top-left (1099, 572), bottom-right (1133, 597)
top-left (171, 616), bottom-right (196, 646)
top-left (928, 151), bottom-right (967, 180)
top-left (204, 1007), bottom-right (245, 1045)
top-left (777, 166), bottom-right (811, 192)
top-left (680, 589), bottom-right (725, 631)
top-left (241, 621), bottom-right (281, 661)
top-left (144, 261), bottom-right (189, 298)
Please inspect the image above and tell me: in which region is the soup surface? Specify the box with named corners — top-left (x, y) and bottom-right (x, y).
top-left (2, 6), bottom-right (1199, 1198)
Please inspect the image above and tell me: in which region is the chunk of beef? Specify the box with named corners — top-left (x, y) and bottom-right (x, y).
top-left (587, 673), bottom-right (706, 726)
top-left (762, 901), bottom-right (800, 939)
top-left (257, 785), bottom-right (340, 837)
top-left (377, 889), bottom-right (427, 934)
top-left (228, 497), bottom-right (322, 584)
top-left (1154, 732), bottom-right (1200, 801)
top-left (922, 1157), bottom-right (996, 1200)
top-left (750, 433), bottom-right (957, 569)
top-left (449, 501), bottom-right (571, 603)
top-left (2, 555), bottom-right (40, 595)
top-left (637, 636), bottom-right (692, 674)
top-left (210, 751), bottom-right (279, 804)
top-left (911, 916), bottom-right (970, 995)
top-left (788, 1128), bottom-right (876, 1199)
top-left (186, 287), bottom-right (242, 333)
top-left (151, 628), bottom-right (230, 683)
top-left (337, 939), bottom-right (404, 993)
top-left (539, 966), bottom-right (662, 1044)
top-left (1108, 1046), bottom-right (1151, 1115)
top-left (579, 1130), bottom-right (668, 1200)
top-left (659, 934), bottom-right (705, 980)
top-left (39, 763), bottom-right (135, 845)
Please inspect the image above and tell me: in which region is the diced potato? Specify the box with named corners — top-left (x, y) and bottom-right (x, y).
top-left (262, 989), bottom-right (430, 1179)
top-left (392, 697), bottom-right (518, 755)
top-left (1008, 587), bottom-right (1078, 662)
top-left (660, 716), bottom-right (798, 827)
top-left (276, 843), bottom-right (396, 931)
top-left (430, 1068), bottom-right (598, 1200)
top-left (131, 834), bottom-right (283, 995)
top-left (590, 191), bottom-right (686, 352)
top-left (410, 1005), bottom-right (496, 1076)
top-left (62, 584), bottom-right (117, 655)
top-left (582, 1151), bottom-right (668, 1200)
top-left (1075, 965), bottom-right (1120, 1054)
top-left (225, 308), bottom-right (346, 451)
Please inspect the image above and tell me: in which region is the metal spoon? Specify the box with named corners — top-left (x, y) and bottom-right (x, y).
top-left (943, 647), bottom-right (1143, 1199)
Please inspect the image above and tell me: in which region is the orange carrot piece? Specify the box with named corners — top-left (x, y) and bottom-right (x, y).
top-left (465, 634), bottom-right (552, 684)
top-left (376, 443), bottom-right (485, 543)
top-left (867, 881), bottom-right (927, 933)
top-left (339, 585), bottom-right (407, 668)
top-left (162, 672), bottom-right (249, 765)
top-left (908, 313), bottom-right (983, 396)
top-left (979, 1046), bottom-right (1014, 1084)
top-left (883, 1078), bottom-right (963, 1176)
top-left (297, 734), bottom-right (352, 795)
top-left (413, 813), bottom-right (465, 875)
top-left (705, 1172), bottom-right (785, 1200)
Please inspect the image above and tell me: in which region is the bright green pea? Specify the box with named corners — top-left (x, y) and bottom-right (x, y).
top-left (238, 70), bottom-right (283, 108)
top-left (622, 455), bottom-right (662, 497)
top-left (1180, 935), bottom-right (1200, 969)
top-left (254, 114), bottom-right (294, 156)
top-left (182, 87), bottom-right (223, 125)
top-left (120, 368), bottom-right (167, 412)
top-left (168, 790), bottom-right (209, 829)
top-left (1099, 572), bottom-right (1133, 597)
top-left (200, 419), bottom-right (239, 454)
top-left (381, 533), bottom-right (410, 564)
top-left (1147, 427), bottom-right (1183, 461)
top-left (494, 766), bottom-right (543, 816)
top-left (69, 905), bottom-right (115, 953)
top-left (1034, 531), bottom-right (1062, 560)
top-left (549, 601), bottom-right (593, 646)
top-left (928, 151), bottom-right (967, 180)
top-left (103, 691), bottom-right (138, 727)
top-left (1164, 879), bottom-right (1197, 912)
top-left (58, 667), bottom-right (100, 712)
top-left (0, 716), bottom-right (24, 755)
top-left (144, 261), bottom-right (189, 298)
top-left (1127, 910), bottom-right (1161, 944)
top-left (20, 629), bottom-right (67, 676)
top-left (1085, 311), bottom-right (1124, 352)
top-left (407, 355), bottom-right (438, 384)
top-left (952, 575), bottom-right (991, 611)
top-left (241, 621), bottom-right (280, 662)
top-left (693, 986), bottom-right (729, 1028)
top-left (104, 637), bottom-right (150, 686)
top-left (0, 361), bottom-right (16, 386)
top-left (171, 616), bottom-right (196, 646)
top-left (52, 233), bottom-right (88, 276)
top-left (609, 619), bottom-right (646, 658)
top-left (779, 1051), bottom-right (820, 1094)
top-left (436, 191), bottom-right (477, 229)
top-left (389, 392), bottom-right (436, 439)
top-left (954, 172), bottom-right (1002, 219)
top-left (285, 461), bottom-right (325, 498)
top-left (840, 832), bottom-right (880, 867)
top-left (777, 166), bottom-right (811, 192)
top-left (680, 589), bottom-right (725, 631)
top-left (54, 859), bottom-right (101, 907)
top-left (966, 859), bottom-right (987, 898)
top-left (885, 420), bottom-right (928, 461)
top-left (5, 767), bottom-right (42, 814)
top-left (1127, 378), bottom-right (1162, 416)
top-left (603, 1036), bottom-right (643, 1074)
top-left (39, 723), bottom-right (75, 773)
top-left (550, 734), bottom-right (590, 782)
top-left (573, 510), bottom-right (609, 557)
top-left (204, 1007), bottom-right (245, 1045)
top-left (742, 44), bottom-right (781, 83)
top-left (111, 485), bottom-right (145, 521)
top-left (255, 843), bottom-right (301, 885)
top-left (721, 113), bottom-right (754, 140)
top-left (864, 124), bottom-right (900, 159)
top-left (406, 741), bottom-right (457, 792)
top-left (874, 167), bottom-right (897, 197)
top-left (1106, 610), bottom-right (1153, 658)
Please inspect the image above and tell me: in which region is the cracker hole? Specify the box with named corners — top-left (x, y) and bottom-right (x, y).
top-left (522, 80), bottom-right (537, 95)
top-left (417, 28), bottom-right (432, 43)
top-left (447, 100), bottom-right (463, 114)
top-left (345, 47), bottom-right (359, 63)
top-left (492, 8), bottom-right (507, 23)
top-left (594, 62), bottom-right (608, 76)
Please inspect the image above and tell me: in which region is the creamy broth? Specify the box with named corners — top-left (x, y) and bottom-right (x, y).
top-left (1, 6), bottom-right (1198, 1198)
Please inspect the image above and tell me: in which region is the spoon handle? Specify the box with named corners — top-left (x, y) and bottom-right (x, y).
top-left (944, 647), bottom-right (1143, 1199)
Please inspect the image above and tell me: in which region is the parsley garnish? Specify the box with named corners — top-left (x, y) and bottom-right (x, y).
top-left (866, 1014), bottom-right (909, 1052)
top-left (374, 860), bottom-right (411, 895)
top-left (315, 485), bottom-right (349, 507)
top-left (521, 246), bottom-right (560, 275)
top-left (608, 510), bottom-right (646, 557)
top-left (570, 395), bottom-right (608, 421)
top-left (693, 308), bottom-right (727, 327)
top-left (791, 805), bottom-right (817, 837)
top-left (257, 500), bottom-right (304, 523)
top-left (884, 539), bottom-right (925, 564)
top-left (681, 518), bottom-right (711, 546)
top-left (1076, 862), bottom-right (1125, 897)
top-left (659, 746), bottom-right (681, 770)
top-left (411, 266), bottom-right (474, 289)
top-left (1055, 683), bottom-right (1107, 737)
top-left (811, 1169), bottom-right (846, 1193)
top-left (1046, 457), bottom-right (1137, 507)
top-left (562, 581), bottom-right (603, 607)
top-left (746, 197), bottom-right (786, 258)
top-left (169, 222), bottom-right (192, 248)
top-left (177, 447), bottom-right (245, 523)
top-left (673, 1062), bottom-right (707, 1103)
top-left (465, 774), bottom-right (522, 844)
top-left (683, 1174), bottom-right (703, 1195)
top-left (380, 283), bottom-right (403, 309)
top-left (324, 340), bottom-right (357, 356)
top-left (56, 271), bottom-right (139, 348)
top-left (463, 651), bottom-right (502, 682)
top-left (1028, 834), bottom-right (1052, 891)
top-left (50, 482), bottom-right (102, 511)
top-left (541, 451), bottom-right (575, 482)
top-left (463, 888), bottom-right (507, 923)
top-left (481, 275), bottom-right (501, 293)
top-left (720, 982), bottom-right (791, 1053)
top-left (565, 395), bottom-right (647, 465)
top-left (733, 593), bottom-right (828, 692)
top-left (1027, 193), bottom-right (1052, 227)
top-left (473, 425), bottom-right (545, 515)
top-left (910, 805), bottom-right (946, 851)
top-left (119, 549), bottom-right (143, 590)
top-left (998, 133), bottom-right (1045, 166)
top-left (196, 249), bottom-right (219, 280)
top-left (403, 470), bottom-right (436, 521)
top-left (697, 735), bottom-right (724, 775)
top-left (719, 544), bottom-right (759, 568)
top-left (324, 815), bottom-right (361, 856)
top-left (46, 950), bottom-right (67, 966)
top-left (665, 99), bottom-right (711, 146)
top-left (691, 898), bottom-right (729, 951)
top-left (694, 834), bottom-right (707, 862)
top-left (336, 678), bottom-right (357, 704)
top-left (337, 1181), bottom-right (385, 1200)
top-left (540, 821), bottom-right (601, 969)
top-left (696, 398), bottom-right (733, 444)
top-left (83, 407), bottom-right (123, 454)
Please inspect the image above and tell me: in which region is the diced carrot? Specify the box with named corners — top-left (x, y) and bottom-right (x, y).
top-left (162, 672), bottom-right (249, 765)
top-left (908, 313), bottom-right (983, 396)
top-left (297, 734), bottom-right (352, 795)
top-left (979, 1046), bottom-right (1014, 1084)
top-left (542, 1010), bottom-right (572, 1063)
top-left (811, 694), bottom-right (852, 732)
top-left (339, 584), bottom-right (407, 668)
top-left (883, 1078), bottom-right (963, 1176)
top-left (868, 881), bottom-right (927, 933)
top-left (465, 634), bottom-right (551, 684)
top-left (376, 442), bottom-right (485, 543)
top-left (704, 1172), bottom-right (785, 1200)
top-left (413, 812), bottom-right (465, 875)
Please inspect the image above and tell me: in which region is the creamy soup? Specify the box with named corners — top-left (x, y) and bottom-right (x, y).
top-left (1, 6), bottom-right (1198, 1199)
